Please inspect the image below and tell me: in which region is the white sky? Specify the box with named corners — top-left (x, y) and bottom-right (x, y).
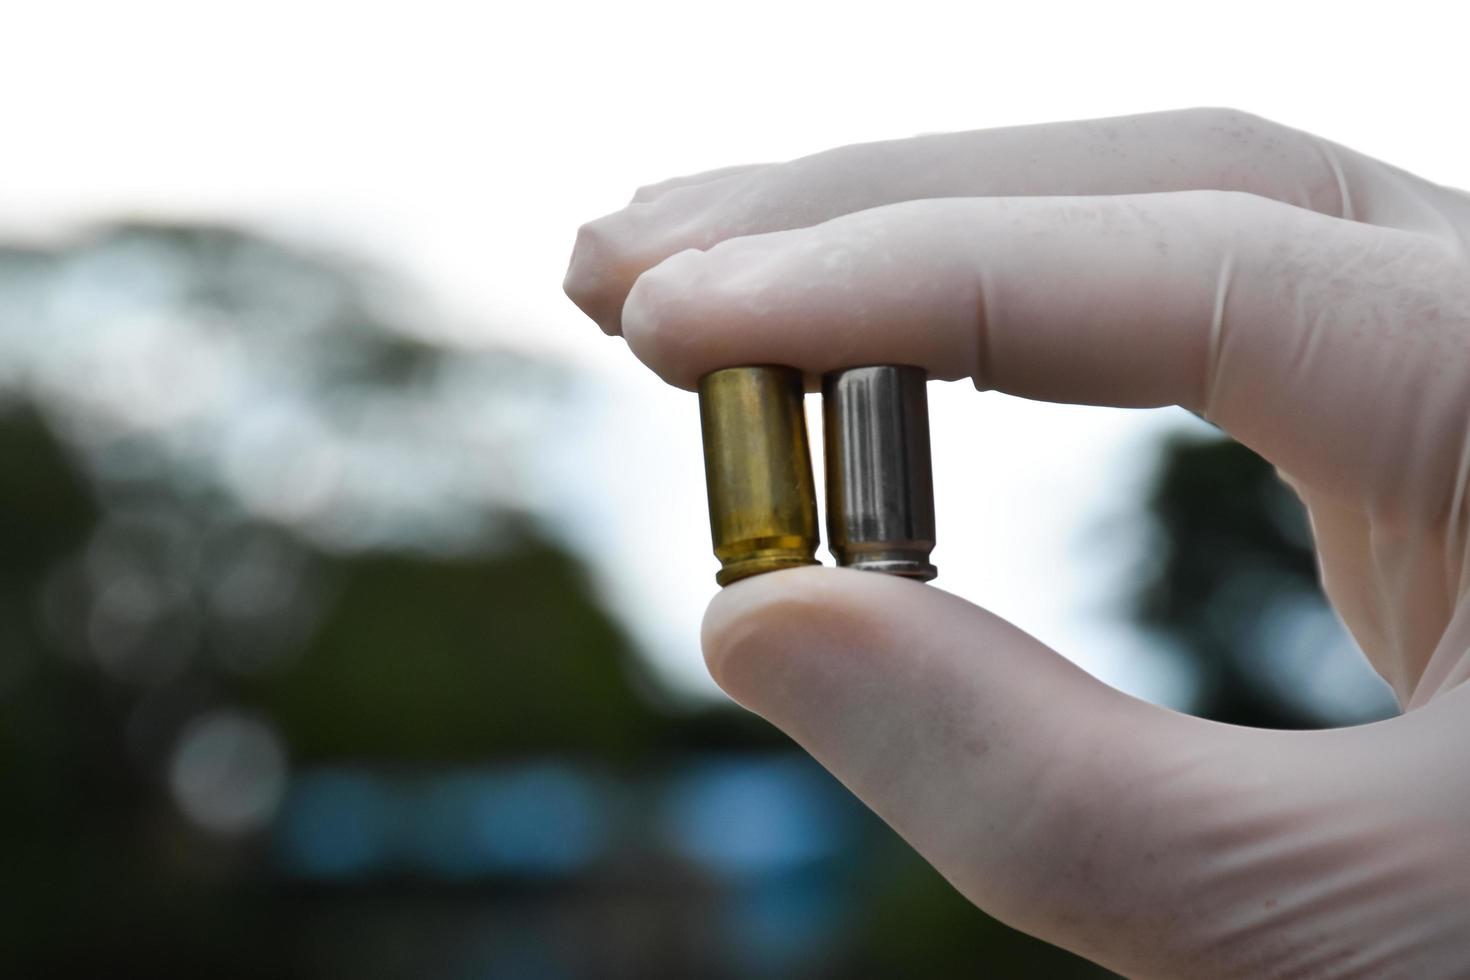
top-left (3, 0), bottom-right (1466, 703)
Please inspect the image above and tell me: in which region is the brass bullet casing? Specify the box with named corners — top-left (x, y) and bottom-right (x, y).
top-left (698, 366), bottom-right (821, 586)
top-left (822, 365), bottom-right (938, 581)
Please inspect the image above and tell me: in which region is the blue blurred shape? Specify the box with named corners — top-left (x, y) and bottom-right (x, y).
top-left (282, 759), bottom-right (852, 884)
top-left (409, 771), bottom-right (496, 880)
top-left (412, 765), bottom-right (607, 878)
top-left (275, 768), bottom-right (397, 877)
top-left (468, 764), bottom-right (607, 875)
top-left (663, 755), bottom-right (855, 878)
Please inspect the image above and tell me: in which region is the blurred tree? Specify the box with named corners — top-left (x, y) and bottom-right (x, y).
top-left (247, 543), bottom-right (660, 762)
top-left (1133, 432), bottom-right (1397, 728)
top-left (0, 224), bottom-right (669, 976)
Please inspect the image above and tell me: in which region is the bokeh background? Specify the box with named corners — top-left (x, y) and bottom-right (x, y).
top-left (3, 3), bottom-right (1463, 976)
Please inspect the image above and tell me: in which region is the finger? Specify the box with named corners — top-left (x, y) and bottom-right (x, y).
top-left (623, 190), bottom-right (1464, 510)
top-left (704, 568), bottom-right (1449, 976)
top-left (700, 568), bottom-right (1203, 951)
top-left (567, 107), bottom-right (1421, 335)
top-left (629, 162), bottom-right (771, 204)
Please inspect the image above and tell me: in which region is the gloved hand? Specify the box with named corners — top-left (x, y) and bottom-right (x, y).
top-left (563, 108), bottom-right (1470, 978)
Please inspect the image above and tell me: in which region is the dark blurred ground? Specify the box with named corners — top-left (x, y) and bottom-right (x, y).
top-left (0, 224), bottom-right (1394, 978)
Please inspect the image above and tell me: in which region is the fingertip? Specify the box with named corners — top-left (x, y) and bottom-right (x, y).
top-left (700, 565), bottom-right (928, 705)
top-left (700, 565), bottom-right (809, 693)
top-left (622, 247), bottom-right (711, 389)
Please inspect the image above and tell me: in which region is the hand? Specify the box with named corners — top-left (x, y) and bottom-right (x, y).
top-left (563, 108), bottom-right (1470, 977)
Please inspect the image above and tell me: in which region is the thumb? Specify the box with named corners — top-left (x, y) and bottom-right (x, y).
top-left (702, 567), bottom-right (1461, 977)
top-left (704, 567), bottom-right (1204, 963)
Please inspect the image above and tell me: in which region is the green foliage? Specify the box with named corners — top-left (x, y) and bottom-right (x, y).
top-left (246, 540), bottom-right (660, 762)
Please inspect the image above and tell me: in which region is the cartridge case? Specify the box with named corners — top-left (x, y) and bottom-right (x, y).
top-left (822, 365), bottom-right (937, 581)
top-left (698, 366), bottom-right (821, 586)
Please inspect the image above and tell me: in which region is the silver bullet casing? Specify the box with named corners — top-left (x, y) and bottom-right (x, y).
top-left (821, 365), bottom-right (938, 581)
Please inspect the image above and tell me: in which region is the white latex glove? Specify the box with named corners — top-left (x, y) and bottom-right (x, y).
top-left (563, 108), bottom-right (1470, 977)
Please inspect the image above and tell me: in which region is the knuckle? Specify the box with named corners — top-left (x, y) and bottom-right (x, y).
top-left (629, 181), bottom-right (664, 204)
top-left (1182, 106), bottom-right (1299, 156)
top-left (570, 206), bottom-right (660, 270)
top-left (569, 215), bottom-right (617, 270)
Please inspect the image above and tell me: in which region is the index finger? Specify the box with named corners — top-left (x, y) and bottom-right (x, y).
top-left (622, 190), bottom-right (1463, 511)
top-left (566, 107), bottom-right (1403, 335)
